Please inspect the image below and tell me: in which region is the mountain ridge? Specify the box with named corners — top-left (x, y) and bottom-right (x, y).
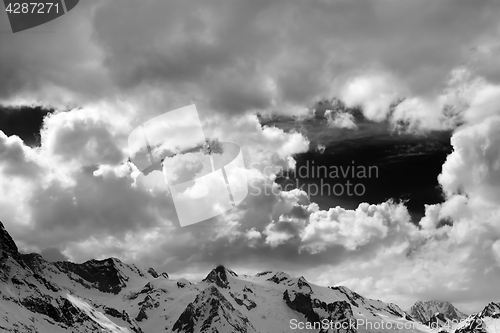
top-left (0, 220), bottom-right (489, 333)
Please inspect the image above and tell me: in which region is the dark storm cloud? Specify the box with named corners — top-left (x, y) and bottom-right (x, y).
top-left (3, 0), bottom-right (498, 117)
top-left (86, 0), bottom-right (500, 114)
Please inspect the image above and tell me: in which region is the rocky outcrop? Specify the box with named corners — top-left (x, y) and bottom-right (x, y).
top-left (55, 258), bottom-right (128, 294)
top-left (172, 286), bottom-right (256, 333)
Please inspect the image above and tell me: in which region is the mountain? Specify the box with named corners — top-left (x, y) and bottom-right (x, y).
top-left (409, 300), bottom-right (468, 329)
top-left (0, 221), bottom-right (149, 333)
top-left (454, 302), bottom-right (500, 333)
top-left (0, 221), bottom-right (436, 332)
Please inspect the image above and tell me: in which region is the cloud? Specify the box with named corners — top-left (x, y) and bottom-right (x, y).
top-left (439, 114), bottom-right (500, 205)
top-left (41, 110), bottom-right (125, 166)
top-left (339, 74), bottom-right (401, 122)
top-left (2, 0), bottom-right (499, 121)
top-left (0, 104), bottom-right (310, 263)
top-left (0, 131), bottom-right (42, 178)
top-left (325, 110), bottom-right (358, 129)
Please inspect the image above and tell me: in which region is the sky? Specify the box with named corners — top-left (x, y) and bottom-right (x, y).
top-left (1, 0), bottom-right (500, 313)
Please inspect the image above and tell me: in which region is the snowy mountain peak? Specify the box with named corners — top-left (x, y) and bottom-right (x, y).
top-left (480, 302), bottom-right (500, 317)
top-left (409, 300), bottom-right (467, 324)
top-left (172, 285), bottom-right (256, 333)
top-left (454, 302), bottom-right (500, 333)
top-left (202, 265), bottom-right (238, 289)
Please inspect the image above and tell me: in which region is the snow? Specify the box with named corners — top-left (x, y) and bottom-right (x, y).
top-left (66, 294), bottom-right (131, 333)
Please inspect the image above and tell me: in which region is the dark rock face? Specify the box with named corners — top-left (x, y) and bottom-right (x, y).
top-left (0, 221), bottom-right (18, 255)
top-left (55, 258), bottom-right (127, 294)
top-left (425, 312), bottom-right (448, 327)
top-left (202, 265), bottom-right (237, 289)
top-left (103, 305), bottom-right (122, 318)
top-left (147, 267), bottom-right (159, 278)
top-left (255, 271), bottom-right (272, 277)
top-left (20, 253), bottom-right (46, 272)
top-left (0, 221), bottom-right (26, 270)
top-left (230, 292), bottom-right (257, 311)
top-left (266, 272), bottom-right (290, 284)
top-left (172, 286), bottom-right (255, 333)
top-left (136, 308), bottom-right (148, 322)
top-left (21, 296), bottom-right (89, 327)
top-left (329, 286), bottom-right (365, 308)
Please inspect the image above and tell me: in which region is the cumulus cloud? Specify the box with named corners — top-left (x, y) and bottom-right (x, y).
top-left (0, 102), bottom-right (310, 263)
top-left (439, 112), bottom-right (500, 204)
top-left (340, 74), bottom-right (402, 122)
top-left (325, 109), bottom-right (358, 129)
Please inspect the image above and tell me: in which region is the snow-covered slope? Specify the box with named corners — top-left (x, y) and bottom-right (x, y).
top-left (0, 221), bottom-right (467, 333)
